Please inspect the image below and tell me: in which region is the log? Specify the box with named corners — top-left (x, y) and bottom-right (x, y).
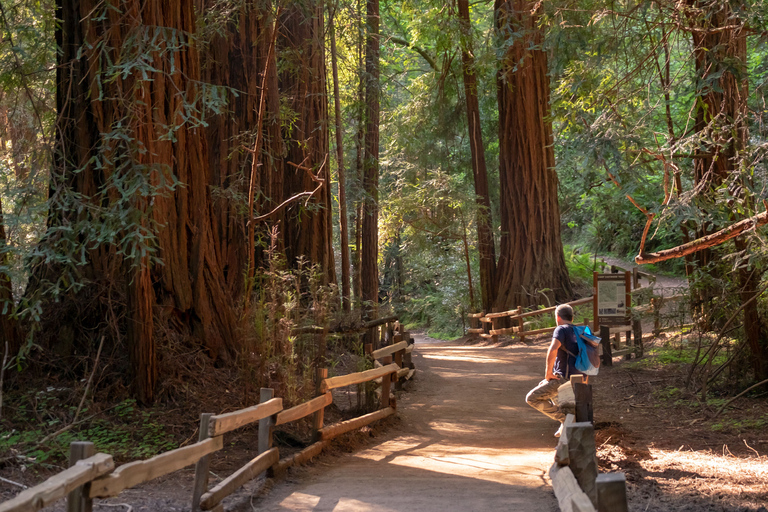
top-left (466, 328), bottom-right (484, 334)
top-left (321, 363), bottom-right (399, 391)
top-left (208, 398), bottom-right (283, 437)
top-left (549, 463), bottom-right (596, 512)
top-left (397, 367), bottom-right (410, 379)
top-left (275, 393), bottom-right (333, 426)
top-left (363, 315), bottom-right (399, 329)
top-left (0, 454), bottom-right (113, 512)
top-left (566, 422), bottom-right (598, 508)
top-left (199, 448), bottom-right (279, 510)
top-left (596, 473), bottom-right (628, 512)
top-left (372, 341), bottom-right (408, 360)
top-left (517, 321), bottom-right (588, 338)
top-left (319, 407), bottom-right (395, 441)
top-left (272, 440), bottom-right (331, 476)
top-left (488, 326), bottom-right (520, 336)
top-left (89, 438), bottom-right (222, 498)
top-left (467, 311), bottom-right (485, 318)
top-left (611, 348), bottom-right (635, 358)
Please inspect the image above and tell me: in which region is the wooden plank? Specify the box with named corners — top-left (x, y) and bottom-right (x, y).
top-left (363, 315), bottom-right (399, 329)
top-left (479, 317), bottom-right (493, 323)
top-left (610, 348), bottom-right (635, 358)
top-left (607, 325), bottom-right (632, 334)
top-left (272, 440), bottom-right (331, 477)
top-left (486, 297), bottom-right (594, 320)
top-left (208, 398), bottom-right (283, 437)
top-left (467, 311), bottom-right (485, 318)
top-left (90, 437), bottom-right (222, 498)
top-left (488, 325), bottom-right (520, 336)
top-left (0, 454), bottom-right (113, 512)
top-left (321, 363), bottom-right (399, 391)
top-left (405, 344), bottom-right (414, 354)
top-left (319, 407), bottom-right (395, 441)
top-left (405, 369), bottom-right (415, 380)
top-left (275, 393), bottom-right (332, 426)
top-left (199, 448), bottom-right (279, 510)
top-left (371, 341), bottom-right (408, 360)
top-left (397, 367), bottom-right (410, 379)
top-left (466, 328), bottom-right (484, 334)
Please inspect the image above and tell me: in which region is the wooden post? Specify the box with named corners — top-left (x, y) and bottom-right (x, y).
top-left (517, 306), bottom-right (525, 342)
top-left (572, 381), bottom-right (593, 423)
top-left (600, 325), bottom-right (612, 366)
top-left (258, 388), bottom-right (275, 454)
top-left (490, 309), bottom-right (499, 343)
top-left (566, 422), bottom-right (598, 508)
top-left (624, 272), bottom-right (632, 359)
top-left (394, 349), bottom-right (404, 391)
top-left (632, 269), bottom-right (643, 357)
top-left (313, 369), bottom-right (328, 442)
top-left (593, 272), bottom-right (599, 331)
top-left (191, 413), bottom-right (213, 512)
top-left (596, 473), bottom-right (628, 512)
top-left (651, 296), bottom-right (661, 336)
top-left (67, 441), bottom-right (95, 512)
top-left (380, 355), bottom-right (392, 409)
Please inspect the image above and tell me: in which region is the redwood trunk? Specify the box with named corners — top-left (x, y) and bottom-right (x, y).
top-left (493, 0), bottom-right (572, 310)
top-left (362, 0), bottom-right (380, 331)
top-left (50, 0), bottom-right (238, 401)
top-left (458, 0), bottom-right (496, 313)
top-left (279, 1), bottom-right (335, 284)
top-left (330, 8), bottom-right (351, 312)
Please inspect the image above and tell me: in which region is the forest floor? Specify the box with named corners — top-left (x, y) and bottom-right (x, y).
top-left (3, 260), bottom-right (768, 511)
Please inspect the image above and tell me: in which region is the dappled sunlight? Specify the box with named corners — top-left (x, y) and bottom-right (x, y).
top-left (278, 492), bottom-right (321, 508)
top-left (420, 353), bottom-right (510, 364)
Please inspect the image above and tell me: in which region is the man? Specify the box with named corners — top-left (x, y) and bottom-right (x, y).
top-left (525, 303), bottom-right (583, 437)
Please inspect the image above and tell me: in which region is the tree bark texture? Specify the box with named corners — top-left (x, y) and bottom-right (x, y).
top-left (278, 1), bottom-right (335, 284)
top-left (51, 0), bottom-right (239, 400)
top-left (362, 0), bottom-right (380, 330)
top-left (688, 0), bottom-right (767, 378)
top-left (458, 0), bottom-right (496, 313)
top-left (493, 0), bottom-right (572, 310)
top-left (330, 8), bottom-right (351, 312)
top-left (203, 0), bottom-right (283, 301)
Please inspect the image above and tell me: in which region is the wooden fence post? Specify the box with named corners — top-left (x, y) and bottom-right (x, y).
top-left (651, 297), bottom-right (661, 336)
top-left (632, 269), bottom-right (643, 358)
top-left (566, 422), bottom-right (598, 508)
top-left (67, 441), bottom-right (95, 512)
top-left (596, 473), bottom-right (628, 512)
top-left (394, 349), bottom-right (404, 391)
top-left (572, 378), bottom-right (593, 424)
top-left (258, 388), bottom-right (275, 454)
top-left (313, 369), bottom-right (328, 442)
top-left (599, 325), bottom-right (612, 366)
top-left (191, 413), bottom-right (213, 512)
top-left (517, 306), bottom-right (524, 342)
top-left (380, 355), bottom-right (392, 409)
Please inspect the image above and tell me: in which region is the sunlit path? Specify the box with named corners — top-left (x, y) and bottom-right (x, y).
top-left (249, 336), bottom-right (559, 512)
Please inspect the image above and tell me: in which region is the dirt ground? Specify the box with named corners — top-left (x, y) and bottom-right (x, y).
top-left (3, 331), bottom-right (768, 511)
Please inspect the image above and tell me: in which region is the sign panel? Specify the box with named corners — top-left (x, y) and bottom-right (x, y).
top-left (596, 274), bottom-right (628, 318)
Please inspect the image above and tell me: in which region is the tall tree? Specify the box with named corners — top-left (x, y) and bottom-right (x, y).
top-left (457, 0), bottom-right (496, 313)
top-left (44, 0), bottom-right (238, 402)
top-left (202, 0), bottom-right (283, 302)
top-left (279, 1), bottom-right (335, 284)
top-left (362, 0), bottom-right (380, 329)
top-left (493, 0), bottom-right (572, 309)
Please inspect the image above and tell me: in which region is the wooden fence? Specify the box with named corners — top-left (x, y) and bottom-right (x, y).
top-left (550, 375), bottom-right (628, 512)
top-left (0, 319), bottom-right (416, 512)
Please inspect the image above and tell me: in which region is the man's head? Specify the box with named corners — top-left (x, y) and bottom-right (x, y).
top-left (555, 304), bottom-right (574, 323)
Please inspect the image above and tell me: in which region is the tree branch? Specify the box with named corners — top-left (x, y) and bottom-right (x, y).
top-left (387, 36), bottom-right (438, 71)
top-left (635, 210), bottom-right (768, 265)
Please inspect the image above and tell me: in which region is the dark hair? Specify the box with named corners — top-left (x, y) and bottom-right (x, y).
top-left (555, 304), bottom-right (574, 322)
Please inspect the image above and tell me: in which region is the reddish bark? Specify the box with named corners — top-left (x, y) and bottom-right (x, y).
top-left (493, 0), bottom-right (572, 309)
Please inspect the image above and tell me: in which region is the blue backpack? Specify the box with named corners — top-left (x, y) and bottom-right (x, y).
top-left (571, 325), bottom-right (601, 376)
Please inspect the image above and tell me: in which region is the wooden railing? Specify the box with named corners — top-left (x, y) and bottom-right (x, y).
top-left (550, 376), bottom-right (628, 512)
top-left (0, 318), bottom-right (415, 512)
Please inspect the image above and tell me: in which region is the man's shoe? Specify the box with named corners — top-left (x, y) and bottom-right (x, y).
top-left (554, 423), bottom-right (564, 438)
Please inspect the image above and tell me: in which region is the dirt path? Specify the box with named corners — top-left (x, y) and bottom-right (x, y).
top-left (246, 335), bottom-right (560, 512)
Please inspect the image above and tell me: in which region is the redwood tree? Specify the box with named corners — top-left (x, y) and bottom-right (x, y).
top-left (44, 0), bottom-right (238, 402)
top-left (278, 1), bottom-right (335, 283)
top-left (457, 0), bottom-right (496, 313)
top-left (493, 0), bottom-right (572, 310)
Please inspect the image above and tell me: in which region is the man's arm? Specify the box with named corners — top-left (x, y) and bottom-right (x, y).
top-left (545, 337), bottom-right (561, 380)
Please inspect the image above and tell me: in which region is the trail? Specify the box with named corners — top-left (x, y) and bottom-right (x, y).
top-left (248, 335), bottom-right (559, 511)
